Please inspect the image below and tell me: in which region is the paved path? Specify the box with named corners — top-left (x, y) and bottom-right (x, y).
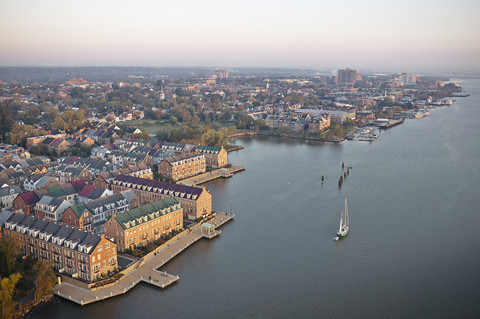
top-left (54, 213), bottom-right (234, 305)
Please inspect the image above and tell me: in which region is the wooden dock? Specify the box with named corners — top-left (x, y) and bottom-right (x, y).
top-left (53, 213), bottom-right (234, 305)
top-left (178, 166), bottom-right (245, 186)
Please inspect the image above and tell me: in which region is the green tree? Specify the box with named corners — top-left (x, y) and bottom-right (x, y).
top-left (7, 124), bottom-right (39, 146)
top-left (0, 237), bottom-right (20, 277)
top-left (62, 110), bottom-right (85, 131)
top-left (53, 117), bottom-right (68, 131)
top-left (132, 131), bottom-right (151, 140)
top-left (331, 124), bottom-right (344, 137)
top-left (0, 273), bottom-right (22, 319)
top-left (255, 118), bottom-right (269, 130)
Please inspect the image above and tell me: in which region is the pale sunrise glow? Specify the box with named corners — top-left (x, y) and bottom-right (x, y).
top-left (1, 0), bottom-right (479, 72)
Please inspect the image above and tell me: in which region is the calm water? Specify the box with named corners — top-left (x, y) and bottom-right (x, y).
top-left (30, 79), bottom-right (480, 319)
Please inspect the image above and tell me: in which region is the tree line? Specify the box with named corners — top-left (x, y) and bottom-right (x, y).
top-left (0, 237), bottom-right (56, 318)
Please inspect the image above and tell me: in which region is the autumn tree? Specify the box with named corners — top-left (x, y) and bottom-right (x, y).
top-left (33, 261), bottom-right (56, 301)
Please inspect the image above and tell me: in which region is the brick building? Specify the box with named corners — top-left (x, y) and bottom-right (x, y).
top-left (103, 196), bottom-right (183, 252)
top-left (13, 191), bottom-right (40, 215)
top-left (158, 151), bottom-right (206, 182)
top-left (92, 164), bottom-right (153, 189)
top-left (111, 175), bottom-right (212, 220)
top-left (195, 146), bottom-right (228, 168)
top-left (3, 214), bottom-right (117, 282)
top-left (62, 190), bottom-right (139, 233)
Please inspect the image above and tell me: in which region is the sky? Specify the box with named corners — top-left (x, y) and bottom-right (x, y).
top-left (1, 0), bottom-right (479, 73)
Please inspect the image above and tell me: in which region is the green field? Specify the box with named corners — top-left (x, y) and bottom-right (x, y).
top-left (118, 119), bottom-right (237, 136)
top-left (117, 119), bottom-right (169, 135)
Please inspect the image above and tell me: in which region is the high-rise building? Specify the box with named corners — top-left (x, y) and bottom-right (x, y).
top-left (337, 68), bottom-right (359, 84)
top-left (398, 74), bottom-right (416, 86)
top-left (215, 69), bottom-right (229, 79)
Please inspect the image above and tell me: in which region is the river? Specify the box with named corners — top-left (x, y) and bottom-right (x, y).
top-left (29, 78), bottom-right (480, 318)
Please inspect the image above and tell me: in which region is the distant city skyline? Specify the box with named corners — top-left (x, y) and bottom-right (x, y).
top-left (1, 0), bottom-right (479, 73)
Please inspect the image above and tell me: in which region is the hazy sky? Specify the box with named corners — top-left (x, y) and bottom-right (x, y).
top-left (1, 0), bottom-right (479, 72)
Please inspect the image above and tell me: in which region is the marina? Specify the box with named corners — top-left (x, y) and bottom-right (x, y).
top-left (352, 127), bottom-right (378, 142)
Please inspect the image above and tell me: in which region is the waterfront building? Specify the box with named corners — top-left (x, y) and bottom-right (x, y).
top-left (111, 175), bottom-right (212, 220)
top-left (3, 213), bottom-right (117, 282)
top-left (195, 145), bottom-right (228, 169)
top-left (356, 110), bottom-right (376, 122)
top-left (62, 190), bottom-right (139, 233)
top-left (103, 196), bottom-right (183, 252)
top-left (308, 114), bottom-right (331, 132)
top-left (296, 109), bottom-right (355, 124)
top-left (158, 151), bottom-right (206, 182)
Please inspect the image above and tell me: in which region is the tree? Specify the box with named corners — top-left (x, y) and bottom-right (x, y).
top-left (7, 124), bottom-right (40, 146)
top-left (331, 124), bottom-right (344, 137)
top-left (0, 105), bottom-right (13, 140)
top-left (0, 237), bottom-right (20, 277)
top-left (62, 110), bottom-right (85, 132)
top-left (0, 273), bottom-right (22, 319)
top-left (255, 118), bottom-right (269, 131)
top-left (53, 117), bottom-right (68, 131)
top-left (32, 261), bottom-right (56, 302)
top-left (132, 131), bottom-right (151, 140)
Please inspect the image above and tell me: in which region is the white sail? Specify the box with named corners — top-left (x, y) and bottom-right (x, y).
top-left (337, 198), bottom-right (349, 237)
top-left (345, 198), bottom-right (349, 227)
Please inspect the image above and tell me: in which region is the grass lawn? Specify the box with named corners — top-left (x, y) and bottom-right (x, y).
top-left (117, 119), bottom-right (169, 135)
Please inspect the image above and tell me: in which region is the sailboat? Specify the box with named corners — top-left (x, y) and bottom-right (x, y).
top-left (335, 198), bottom-right (349, 240)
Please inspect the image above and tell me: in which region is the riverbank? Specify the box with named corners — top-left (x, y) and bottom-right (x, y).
top-left (229, 130), bottom-right (345, 143)
top-left (16, 294), bottom-right (55, 319)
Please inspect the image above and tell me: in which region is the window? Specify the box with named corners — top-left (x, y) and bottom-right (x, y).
top-left (106, 242), bottom-right (110, 249)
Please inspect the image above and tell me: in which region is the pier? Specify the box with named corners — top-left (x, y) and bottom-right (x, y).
top-left (178, 165), bottom-right (245, 186)
top-left (53, 212), bottom-right (234, 306)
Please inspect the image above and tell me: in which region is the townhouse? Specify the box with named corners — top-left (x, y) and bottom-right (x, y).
top-left (0, 185), bottom-right (22, 209)
top-left (62, 190), bottom-right (139, 233)
top-left (24, 174), bottom-right (59, 191)
top-left (103, 196), bottom-right (183, 252)
top-left (33, 195), bottom-right (72, 222)
top-left (92, 164), bottom-right (153, 189)
top-left (195, 145), bottom-right (228, 168)
top-left (158, 151), bottom-right (206, 182)
top-left (3, 213), bottom-right (117, 282)
top-left (111, 175), bottom-right (212, 220)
